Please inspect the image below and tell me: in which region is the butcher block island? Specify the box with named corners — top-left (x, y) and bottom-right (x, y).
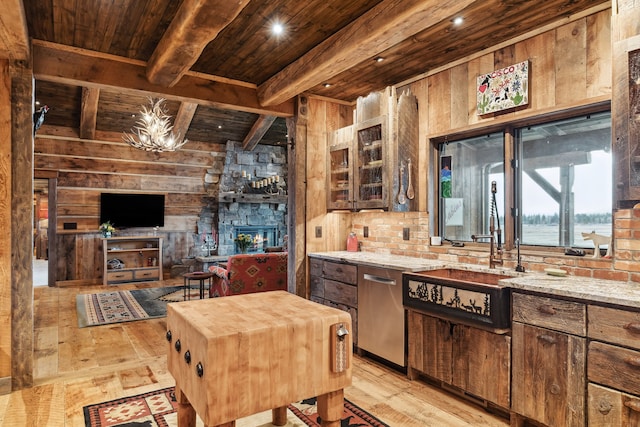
top-left (166, 291), bottom-right (353, 427)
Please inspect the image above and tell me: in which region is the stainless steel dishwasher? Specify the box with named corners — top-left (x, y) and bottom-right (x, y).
top-left (357, 265), bottom-right (405, 367)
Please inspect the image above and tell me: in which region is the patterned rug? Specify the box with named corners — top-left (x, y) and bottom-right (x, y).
top-left (83, 387), bottom-right (389, 427)
top-left (76, 286), bottom-right (204, 328)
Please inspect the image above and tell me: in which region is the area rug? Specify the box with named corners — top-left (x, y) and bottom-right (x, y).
top-left (83, 386), bottom-right (389, 427)
top-left (76, 286), bottom-right (204, 328)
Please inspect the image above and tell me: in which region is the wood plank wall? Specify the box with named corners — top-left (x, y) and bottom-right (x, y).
top-left (0, 60), bottom-right (12, 393)
top-left (34, 129), bottom-right (225, 284)
top-left (304, 8), bottom-right (612, 263)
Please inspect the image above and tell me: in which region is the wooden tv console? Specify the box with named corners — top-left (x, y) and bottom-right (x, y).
top-left (102, 236), bottom-right (163, 285)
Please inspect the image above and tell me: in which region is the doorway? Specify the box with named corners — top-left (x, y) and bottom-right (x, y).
top-left (33, 178), bottom-right (49, 286)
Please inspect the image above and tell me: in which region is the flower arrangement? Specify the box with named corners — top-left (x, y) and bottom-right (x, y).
top-left (234, 233), bottom-right (253, 253)
top-left (100, 221), bottom-right (115, 237)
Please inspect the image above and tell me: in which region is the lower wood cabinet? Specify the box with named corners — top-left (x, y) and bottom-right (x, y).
top-left (587, 304), bottom-right (640, 426)
top-left (407, 310), bottom-right (511, 409)
top-left (309, 257), bottom-right (358, 346)
top-left (511, 292), bottom-right (587, 427)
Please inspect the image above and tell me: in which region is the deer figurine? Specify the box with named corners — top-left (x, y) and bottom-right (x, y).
top-left (581, 231), bottom-right (612, 258)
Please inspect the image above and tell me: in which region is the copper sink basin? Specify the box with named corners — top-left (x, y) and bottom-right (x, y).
top-left (402, 268), bottom-right (513, 329)
top-left (412, 268), bottom-right (511, 287)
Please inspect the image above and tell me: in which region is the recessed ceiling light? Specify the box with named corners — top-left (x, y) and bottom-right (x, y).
top-left (374, 57), bottom-right (384, 63)
top-left (272, 23), bottom-right (284, 35)
top-left (453, 16), bottom-right (464, 25)
top-left (323, 83), bottom-right (331, 88)
top-left (218, 125), bottom-right (222, 129)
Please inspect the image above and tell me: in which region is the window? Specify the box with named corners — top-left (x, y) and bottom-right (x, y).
top-left (437, 110), bottom-right (611, 249)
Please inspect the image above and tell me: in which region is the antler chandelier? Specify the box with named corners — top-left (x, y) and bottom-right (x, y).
top-left (123, 98), bottom-right (188, 152)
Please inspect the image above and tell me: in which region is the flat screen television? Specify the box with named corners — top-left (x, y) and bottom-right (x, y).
top-left (100, 193), bottom-right (165, 228)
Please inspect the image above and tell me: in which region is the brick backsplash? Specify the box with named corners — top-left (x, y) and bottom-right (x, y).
top-left (349, 205), bottom-right (640, 282)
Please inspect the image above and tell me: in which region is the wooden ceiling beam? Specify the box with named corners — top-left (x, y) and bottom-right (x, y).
top-left (173, 102), bottom-right (198, 142)
top-left (0, 0), bottom-right (30, 60)
top-left (79, 87), bottom-right (100, 140)
top-left (257, 0), bottom-right (477, 106)
top-left (146, 0), bottom-right (251, 88)
top-left (32, 42), bottom-right (293, 117)
top-left (242, 115), bottom-right (276, 151)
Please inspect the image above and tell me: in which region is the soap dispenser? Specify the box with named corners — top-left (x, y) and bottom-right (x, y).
top-left (346, 232), bottom-right (358, 252)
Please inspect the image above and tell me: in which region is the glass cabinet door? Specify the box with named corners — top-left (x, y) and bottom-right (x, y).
top-left (355, 116), bottom-right (387, 209)
top-left (327, 142), bottom-right (353, 210)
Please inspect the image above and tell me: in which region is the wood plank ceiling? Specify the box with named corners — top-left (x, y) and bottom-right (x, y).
top-left (1, 0), bottom-right (609, 148)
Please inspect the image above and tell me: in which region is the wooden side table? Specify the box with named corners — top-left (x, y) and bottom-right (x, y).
top-left (182, 272), bottom-right (215, 300)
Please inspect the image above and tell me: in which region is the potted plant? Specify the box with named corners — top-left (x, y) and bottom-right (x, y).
top-left (100, 221), bottom-right (115, 238)
top-left (234, 233), bottom-right (253, 254)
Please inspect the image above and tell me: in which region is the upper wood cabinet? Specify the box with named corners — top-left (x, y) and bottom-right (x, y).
top-left (326, 88), bottom-right (418, 211)
top-left (327, 125), bottom-right (355, 210)
top-left (354, 116), bottom-right (387, 210)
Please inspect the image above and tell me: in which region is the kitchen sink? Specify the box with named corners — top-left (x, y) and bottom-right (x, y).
top-left (402, 268), bottom-right (513, 329)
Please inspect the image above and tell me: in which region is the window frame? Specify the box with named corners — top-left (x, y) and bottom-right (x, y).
top-left (429, 103), bottom-right (612, 252)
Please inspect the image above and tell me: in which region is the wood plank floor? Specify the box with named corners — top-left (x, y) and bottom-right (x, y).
top-left (0, 280), bottom-right (510, 426)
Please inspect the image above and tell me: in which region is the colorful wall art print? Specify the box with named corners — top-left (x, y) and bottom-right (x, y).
top-left (440, 156), bottom-right (452, 199)
top-left (477, 60), bottom-right (529, 115)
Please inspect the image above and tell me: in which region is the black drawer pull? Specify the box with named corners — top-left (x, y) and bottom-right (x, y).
top-left (165, 330), bottom-right (172, 342)
top-left (184, 350), bottom-right (191, 364)
top-left (196, 362), bottom-right (204, 377)
top-left (174, 339), bottom-right (181, 353)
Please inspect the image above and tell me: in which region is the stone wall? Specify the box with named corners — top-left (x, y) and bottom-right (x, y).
top-left (217, 141), bottom-right (288, 255)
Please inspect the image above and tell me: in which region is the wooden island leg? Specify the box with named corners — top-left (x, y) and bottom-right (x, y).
top-left (272, 406), bottom-right (288, 426)
top-left (175, 386), bottom-right (197, 427)
top-left (317, 389), bottom-right (344, 427)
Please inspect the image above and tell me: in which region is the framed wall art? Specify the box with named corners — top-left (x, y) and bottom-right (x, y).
top-left (477, 60), bottom-right (529, 115)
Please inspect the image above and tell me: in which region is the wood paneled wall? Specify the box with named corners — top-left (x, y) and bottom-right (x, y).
top-left (405, 8), bottom-right (611, 140)
top-left (304, 8), bottom-right (613, 265)
top-left (35, 129), bottom-right (225, 284)
top-left (0, 59), bottom-right (12, 393)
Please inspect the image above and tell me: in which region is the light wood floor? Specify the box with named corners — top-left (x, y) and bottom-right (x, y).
top-left (0, 280), bottom-right (510, 426)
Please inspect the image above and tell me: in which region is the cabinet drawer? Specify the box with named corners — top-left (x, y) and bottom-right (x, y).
top-left (322, 261), bottom-right (357, 285)
top-left (512, 293), bottom-right (586, 336)
top-left (309, 258), bottom-right (323, 278)
top-left (588, 305), bottom-right (640, 351)
top-left (106, 270), bottom-right (134, 282)
top-left (323, 279), bottom-right (357, 307)
top-left (589, 341), bottom-right (640, 396)
top-left (588, 383), bottom-right (640, 426)
top-left (134, 269), bottom-right (159, 280)
top-left (309, 275), bottom-right (324, 299)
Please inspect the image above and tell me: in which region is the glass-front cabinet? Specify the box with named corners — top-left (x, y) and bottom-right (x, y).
top-left (355, 116), bottom-right (387, 209)
top-left (327, 129), bottom-right (354, 210)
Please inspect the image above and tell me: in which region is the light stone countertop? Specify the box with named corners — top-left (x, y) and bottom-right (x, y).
top-left (309, 251), bottom-right (640, 310)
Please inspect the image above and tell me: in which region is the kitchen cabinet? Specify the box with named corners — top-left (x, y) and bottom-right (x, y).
top-left (103, 236), bottom-right (163, 285)
top-left (309, 257), bottom-right (358, 346)
top-left (511, 292), bottom-right (587, 427)
top-left (326, 89), bottom-right (418, 211)
top-left (587, 305), bottom-right (640, 426)
top-left (407, 310), bottom-right (511, 409)
top-left (327, 129), bottom-right (354, 210)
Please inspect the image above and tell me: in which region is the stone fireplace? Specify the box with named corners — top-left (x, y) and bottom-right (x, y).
top-left (216, 141), bottom-right (287, 256)
top-left (233, 226), bottom-right (278, 254)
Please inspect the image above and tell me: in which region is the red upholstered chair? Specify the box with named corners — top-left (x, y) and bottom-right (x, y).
top-left (208, 252), bottom-right (287, 297)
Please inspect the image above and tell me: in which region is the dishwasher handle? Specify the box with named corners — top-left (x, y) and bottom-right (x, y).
top-left (362, 273), bottom-right (396, 286)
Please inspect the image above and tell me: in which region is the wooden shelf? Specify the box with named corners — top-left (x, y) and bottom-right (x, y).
top-left (103, 236), bottom-right (163, 285)
top-left (218, 193), bottom-right (287, 204)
